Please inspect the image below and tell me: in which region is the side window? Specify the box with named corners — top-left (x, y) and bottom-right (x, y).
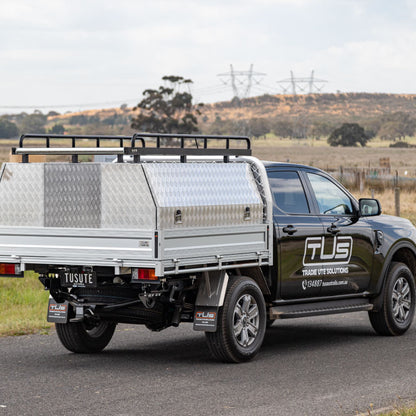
top-left (268, 171), bottom-right (310, 214)
top-left (307, 173), bottom-right (353, 215)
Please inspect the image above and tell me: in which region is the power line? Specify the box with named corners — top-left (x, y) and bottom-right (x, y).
top-left (0, 69), bottom-right (329, 113)
top-left (0, 98), bottom-right (139, 110)
top-left (277, 70), bottom-right (328, 94)
top-left (217, 64), bottom-right (266, 99)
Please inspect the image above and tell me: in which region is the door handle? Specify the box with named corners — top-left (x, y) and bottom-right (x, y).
top-left (282, 225), bottom-right (298, 235)
top-left (327, 224), bottom-right (340, 234)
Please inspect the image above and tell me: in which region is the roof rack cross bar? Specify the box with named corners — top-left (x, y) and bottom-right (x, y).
top-left (129, 134), bottom-right (146, 148)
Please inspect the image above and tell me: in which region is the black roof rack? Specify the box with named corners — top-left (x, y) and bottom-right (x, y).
top-left (12, 133), bottom-right (251, 163)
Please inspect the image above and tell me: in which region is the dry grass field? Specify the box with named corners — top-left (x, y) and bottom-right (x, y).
top-left (354, 188), bottom-right (416, 225)
top-left (252, 138), bottom-right (416, 175)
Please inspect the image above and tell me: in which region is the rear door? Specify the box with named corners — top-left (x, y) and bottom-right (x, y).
top-left (267, 169), bottom-right (324, 299)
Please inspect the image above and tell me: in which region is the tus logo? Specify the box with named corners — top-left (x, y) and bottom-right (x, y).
top-left (303, 236), bottom-right (353, 266)
top-left (49, 304), bottom-right (67, 313)
top-left (195, 311), bottom-right (216, 321)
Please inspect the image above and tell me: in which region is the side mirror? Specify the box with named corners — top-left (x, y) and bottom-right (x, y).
top-left (359, 198), bottom-right (382, 217)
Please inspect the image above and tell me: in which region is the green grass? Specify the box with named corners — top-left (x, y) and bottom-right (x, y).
top-left (0, 271), bottom-right (53, 336)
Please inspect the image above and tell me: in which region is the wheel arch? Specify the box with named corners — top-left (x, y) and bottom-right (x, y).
top-left (231, 266), bottom-right (271, 298)
top-left (372, 241), bottom-right (416, 311)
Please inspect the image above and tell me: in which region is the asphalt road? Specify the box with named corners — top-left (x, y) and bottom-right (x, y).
top-left (1, 312), bottom-right (416, 416)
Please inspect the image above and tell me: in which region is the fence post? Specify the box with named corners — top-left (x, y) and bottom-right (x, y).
top-left (394, 170), bottom-right (400, 217)
top-left (360, 171), bottom-right (365, 193)
top-left (354, 170), bottom-right (365, 192)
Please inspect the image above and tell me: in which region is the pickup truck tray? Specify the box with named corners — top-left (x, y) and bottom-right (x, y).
top-left (0, 161), bottom-right (272, 276)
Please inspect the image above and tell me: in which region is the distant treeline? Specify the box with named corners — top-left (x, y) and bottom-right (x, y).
top-left (201, 111), bottom-right (416, 141)
top-left (0, 105), bottom-right (132, 138)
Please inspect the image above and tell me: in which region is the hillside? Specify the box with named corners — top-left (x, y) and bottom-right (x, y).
top-left (2, 92), bottom-right (415, 141)
top-left (48, 92), bottom-right (416, 124)
top-left (201, 93), bottom-right (416, 122)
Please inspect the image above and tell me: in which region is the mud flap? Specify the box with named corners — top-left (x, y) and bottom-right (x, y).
top-left (194, 307), bottom-right (219, 332)
top-left (47, 297), bottom-right (69, 323)
top-left (193, 271), bottom-right (229, 332)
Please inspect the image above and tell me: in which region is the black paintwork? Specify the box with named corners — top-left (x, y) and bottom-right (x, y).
top-left (264, 162), bottom-right (416, 305)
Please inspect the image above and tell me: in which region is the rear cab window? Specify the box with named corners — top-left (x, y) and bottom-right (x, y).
top-left (268, 171), bottom-right (310, 214)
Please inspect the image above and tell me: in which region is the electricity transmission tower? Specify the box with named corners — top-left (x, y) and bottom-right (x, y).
top-left (277, 70), bottom-right (327, 94)
top-left (217, 64), bottom-right (266, 99)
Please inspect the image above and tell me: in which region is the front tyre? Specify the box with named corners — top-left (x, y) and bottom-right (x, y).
top-left (369, 262), bottom-right (416, 336)
top-left (55, 320), bottom-right (117, 353)
top-left (205, 276), bottom-right (266, 363)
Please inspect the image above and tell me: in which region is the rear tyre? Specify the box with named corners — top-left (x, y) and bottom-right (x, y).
top-left (369, 262), bottom-right (416, 336)
top-left (55, 320), bottom-right (117, 353)
top-left (205, 276), bottom-right (266, 363)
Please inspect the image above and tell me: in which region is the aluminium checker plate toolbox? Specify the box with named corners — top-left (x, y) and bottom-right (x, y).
top-left (0, 160), bottom-right (272, 276)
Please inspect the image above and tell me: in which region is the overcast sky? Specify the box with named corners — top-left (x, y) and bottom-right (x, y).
top-left (1, 0), bottom-right (415, 114)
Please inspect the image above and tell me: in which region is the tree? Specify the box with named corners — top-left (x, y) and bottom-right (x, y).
top-left (328, 123), bottom-right (369, 147)
top-left (206, 118), bottom-right (234, 135)
top-left (69, 115), bottom-right (88, 125)
top-left (309, 120), bottom-right (337, 138)
top-left (131, 75), bottom-right (202, 133)
top-left (20, 112), bottom-right (47, 134)
top-left (249, 118), bottom-right (270, 138)
top-left (291, 113), bottom-right (310, 139)
top-left (378, 121), bottom-right (402, 141)
top-left (47, 124), bottom-right (65, 134)
top-left (271, 119), bottom-right (294, 138)
top-left (0, 118), bottom-right (19, 138)
top-left (47, 111), bottom-right (60, 117)
top-left (378, 112), bottom-right (416, 141)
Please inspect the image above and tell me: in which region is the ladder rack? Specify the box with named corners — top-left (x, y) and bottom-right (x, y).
top-left (12, 133), bottom-right (251, 163)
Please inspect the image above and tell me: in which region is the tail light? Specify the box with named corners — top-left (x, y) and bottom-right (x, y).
top-left (0, 263), bottom-right (22, 277)
top-left (132, 268), bottom-right (158, 281)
